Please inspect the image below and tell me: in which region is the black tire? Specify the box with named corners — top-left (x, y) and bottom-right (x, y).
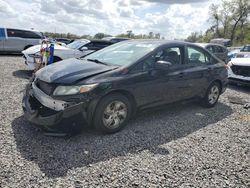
top-left (202, 82), bottom-right (221, 108)
top-left (53, 56), bottom-right (62, 63)
top-left (93, 94), bottom-right (132, 134)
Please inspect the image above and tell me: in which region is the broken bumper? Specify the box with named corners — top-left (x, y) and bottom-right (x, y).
top-left (22, 83), bottom-right (86, 132)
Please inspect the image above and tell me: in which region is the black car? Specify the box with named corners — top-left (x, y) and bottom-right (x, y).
top-left (23, 40), bottom-right (228, 134)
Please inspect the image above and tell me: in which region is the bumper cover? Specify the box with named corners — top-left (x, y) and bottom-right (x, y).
top-left (228, 77), bottom-right (250, 86)
top-left (22, 83), bottom-right (86, 132)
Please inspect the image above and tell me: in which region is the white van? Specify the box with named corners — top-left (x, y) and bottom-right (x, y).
top-left (0, 28), bottom-right (43, 53)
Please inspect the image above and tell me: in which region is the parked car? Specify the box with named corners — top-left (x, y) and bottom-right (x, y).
top-left (210, 38), bottom-right (232, 47)
top-left (228, 49), bottom-right (241, 60)
top-left (196, 43), bottom-right (229, 63)
top-left (22, 39), bottom-right (113, 70)
top-left (227, 58), bottom-right (250, 86)
top-left (234, 44), bottom-right (250, 58)
top-left (0, 28), bottom-right (43, 53)
top-left (102, 37), bottom-right (130, 43)
top-left (55, 38), bottom-right (74, 45)
top-left (23, 40), bottom-right (228, 134)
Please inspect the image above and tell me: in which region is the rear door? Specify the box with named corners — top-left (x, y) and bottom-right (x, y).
top-left (181, 45), bottom-right (212, 96)
top-left (5, 29), bottom-right (26, 52)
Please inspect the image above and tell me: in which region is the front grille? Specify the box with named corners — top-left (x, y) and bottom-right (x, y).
top-left (35, 79), bottom-right (55, 95)
top-left (231, 65), bottom-right (250, 77)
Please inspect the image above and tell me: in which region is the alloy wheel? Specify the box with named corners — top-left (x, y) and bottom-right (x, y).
top-left (208, 85), bottom-right (220, 104)
top-left (102, 101), bottom-right (128, 129)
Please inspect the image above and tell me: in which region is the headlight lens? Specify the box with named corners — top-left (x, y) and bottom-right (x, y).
top-left (53, 83), bottom-right (98, 96)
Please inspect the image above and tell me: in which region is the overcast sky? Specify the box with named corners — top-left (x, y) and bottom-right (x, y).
top-left (0, 0), bottom-right (220, 39)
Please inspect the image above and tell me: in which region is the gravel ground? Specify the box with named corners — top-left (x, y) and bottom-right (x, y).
top-left (0, 55), bottom-right (249, 188)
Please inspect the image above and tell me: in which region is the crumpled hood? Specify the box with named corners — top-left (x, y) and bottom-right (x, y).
top-left (230, 58), bottom-right (250, 66)
top-left (36, 58), bottom-right (117, 84)
top-left (22, 44), bottom-right (73, 54)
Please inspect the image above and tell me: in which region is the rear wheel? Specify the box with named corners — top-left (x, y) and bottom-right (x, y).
top-left (93, 94), bottom-right (131, 134)
top-left (203, 82), bottom-right (221, 107)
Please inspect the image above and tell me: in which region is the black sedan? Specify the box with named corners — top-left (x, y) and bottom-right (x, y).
top-left (23, 40), bottom-right (228, 134)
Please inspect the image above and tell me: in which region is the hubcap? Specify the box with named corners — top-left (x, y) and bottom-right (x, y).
top-left (208, 85), bottom-right (219, 104)
top-left (103, 101), bottom-right (127, 129)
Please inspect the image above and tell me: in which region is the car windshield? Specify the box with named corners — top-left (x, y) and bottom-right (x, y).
top-left (84, 41), bottom-right (158, 66)
top-left (67, 40), bottom-right (89, 49)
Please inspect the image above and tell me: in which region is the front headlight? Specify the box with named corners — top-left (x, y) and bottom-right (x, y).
top-left (53, 83), bottom-right (98, 96)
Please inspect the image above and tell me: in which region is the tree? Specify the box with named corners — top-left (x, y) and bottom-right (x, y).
top-left (229, 0), bottom-right (250, 42)
top-left (186, 31), bottom-right (203, 42)
top-left (94, 33), bottom-right (105, 39)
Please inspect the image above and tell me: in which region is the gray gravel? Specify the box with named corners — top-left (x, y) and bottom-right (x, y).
top-left (0, 55), bottom-right (249, 188)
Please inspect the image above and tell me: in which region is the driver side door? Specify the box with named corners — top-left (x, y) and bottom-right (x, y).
top-left (127, 45), bottom-right (191, 108)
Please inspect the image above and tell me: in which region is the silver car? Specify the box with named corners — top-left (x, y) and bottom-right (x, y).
top-left (0, 28), bottom-right (43, 53)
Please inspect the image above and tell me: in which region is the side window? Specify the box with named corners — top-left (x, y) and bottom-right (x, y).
top-left (85, 42), bottom-right (94, 50)
top-left (24, 31), bottom-right (42, 39)
top-left (206, 46), bottom-right (214, 53)
top-left (7, 29), bottom-right (27, 38)
top-left (130, 46), bottom-right (183, 73)
top-left (130, 54), bottom-right (155, 73)
top-left (187, 46), bottom-right (210, 64)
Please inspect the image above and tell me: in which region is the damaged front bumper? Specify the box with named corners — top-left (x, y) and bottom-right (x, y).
top-left (22, 83), bottom-right (87, 132)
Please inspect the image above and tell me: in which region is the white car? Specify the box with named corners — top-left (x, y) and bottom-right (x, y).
top-left (228, 58), bottom-right (250, 86)
top-left (22, 39), bottom-right (112, 70)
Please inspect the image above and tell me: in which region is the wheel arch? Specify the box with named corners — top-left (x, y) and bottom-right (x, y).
top-left (210, 79), bottom-right (222, 94)
top-left (87, 89), bottom-right (137, 126)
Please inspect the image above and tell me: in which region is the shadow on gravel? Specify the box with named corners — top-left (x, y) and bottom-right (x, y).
top-left (12, 102), bottom-right (233, 178)
top-left (228, 84), bottom-right (250, 95)
top-left (13, 70), bottom-right (33, 80)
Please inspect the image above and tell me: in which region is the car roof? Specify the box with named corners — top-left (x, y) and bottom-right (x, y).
top-left (195, 43), bottom-right (226, 48)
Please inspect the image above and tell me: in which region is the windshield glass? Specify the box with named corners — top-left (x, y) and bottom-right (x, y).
top-left (67, 40), bottom-right (89, 49)
top-left (84, 41), bottom-right (158, 66)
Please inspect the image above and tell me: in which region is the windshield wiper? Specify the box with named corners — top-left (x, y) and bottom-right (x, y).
top-left (87, 59), bottom-right (109, 65)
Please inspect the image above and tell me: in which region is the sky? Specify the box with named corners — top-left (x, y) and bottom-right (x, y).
top-left (0, 0), bottom-right (220, 39)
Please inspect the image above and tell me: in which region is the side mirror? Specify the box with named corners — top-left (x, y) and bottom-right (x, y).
top-left (80, 46), bottom-right (88, 51)
top-left (155, 60), bottom-right (172, 70)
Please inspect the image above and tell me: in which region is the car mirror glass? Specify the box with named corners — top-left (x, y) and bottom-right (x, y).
top-left (155, 60), bottom-right (172, 70)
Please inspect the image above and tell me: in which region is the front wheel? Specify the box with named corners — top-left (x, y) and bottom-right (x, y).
top-left (93, 94), bottom-right (132, 134)
top-left (203, 82), bottom-right (221, 108)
